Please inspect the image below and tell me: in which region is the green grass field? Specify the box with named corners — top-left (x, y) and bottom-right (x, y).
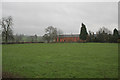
top-left (2, 43), bottom-right (118, 78)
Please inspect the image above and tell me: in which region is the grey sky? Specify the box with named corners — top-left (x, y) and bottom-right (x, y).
top-left (2, 2), bottom-right (118, 36)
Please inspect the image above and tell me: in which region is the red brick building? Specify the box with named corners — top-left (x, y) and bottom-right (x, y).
top-left (56, 34), bottom-right (80, 42)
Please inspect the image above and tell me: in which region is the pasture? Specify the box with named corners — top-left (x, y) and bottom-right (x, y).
top-left (2, 43), bottom-right (118, 78)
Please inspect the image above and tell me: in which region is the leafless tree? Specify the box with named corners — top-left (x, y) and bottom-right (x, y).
top-left (0, 16), bottom-right (14, 43)
top-left (34, 34), bottom-right (37, 42)
top-left (43, 26), bottom-right (57, 43)
top-left (15, 34), bottom-right (24, 42)
top-left (43, 34), bottom-right (51, 43)
top-left (96, 27), bottom-right (112, 34)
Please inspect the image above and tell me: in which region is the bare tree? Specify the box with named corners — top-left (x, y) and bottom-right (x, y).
top-left (43, 26), bottom-right (57, 43)
top-left (43, 34), bottom-right (51, 43)
top-left (0, 16), bottom-right (14, 43)
top-left (97, 27), bottom-right (112, 34)
top-left (0, 23), bottom-right (2, 43)
top-left (15, 34), bottom-right (24, 42)
top-left (34, 34), bottom-right (37, 42)
top-left (96, 27), bottom-right (112, 42)
top-left (88, 30), bottom-right (95, 42)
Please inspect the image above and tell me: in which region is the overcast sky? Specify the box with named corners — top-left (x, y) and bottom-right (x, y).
top-left (2, 2), bottom-right (118, 36)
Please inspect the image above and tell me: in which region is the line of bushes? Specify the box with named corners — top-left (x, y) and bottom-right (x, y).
top-left (2, 42), bottom-right (44, 44)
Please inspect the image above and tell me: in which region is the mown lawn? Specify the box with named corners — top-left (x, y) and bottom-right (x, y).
top-left (2, 43), bottom-right (118, 78)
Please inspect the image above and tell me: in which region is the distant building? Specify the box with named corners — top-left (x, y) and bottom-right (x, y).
top-left (56, 34), bottom-right (80, 42)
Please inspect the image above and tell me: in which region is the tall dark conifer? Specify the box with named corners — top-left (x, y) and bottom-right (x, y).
top-left (113, 28), bottom-right (119, 37)
top-left (113, 28), bottom-right (119, 42)
top-left (79, 23), bottom-right (88, 40)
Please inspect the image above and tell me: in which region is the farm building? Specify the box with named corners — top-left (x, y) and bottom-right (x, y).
top-left (56, 34), bottom-right (80, 42)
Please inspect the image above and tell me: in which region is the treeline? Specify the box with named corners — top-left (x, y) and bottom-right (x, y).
top-left (0, 16), bottom-right (44, 43)
top-left (0, 16), bottom-right (119, 44)
top-left (0, 16), bottom-right (62, 44)
top-left (80, 23), bottom-right (120, 43)
top-left (2, 34), bottom-right (44, 43)
top-left (2, 34), bottom-right (44, 44)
